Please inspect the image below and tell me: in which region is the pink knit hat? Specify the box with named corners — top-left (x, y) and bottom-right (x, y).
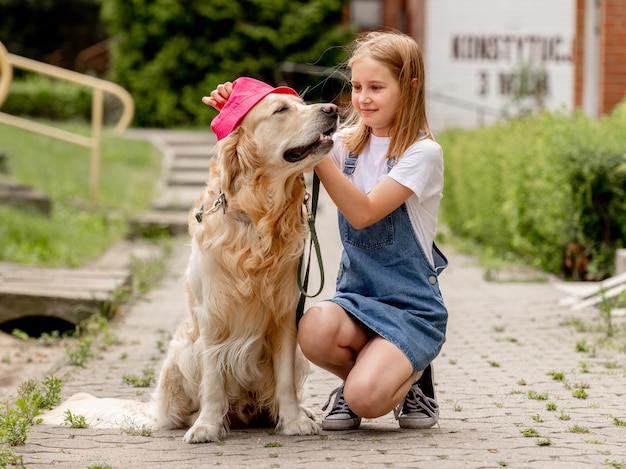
top-left (210, 77), bottom-right (299, 140)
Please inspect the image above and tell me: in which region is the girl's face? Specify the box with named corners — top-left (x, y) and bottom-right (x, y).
top-left (350, 56), bottom-right (401, 137)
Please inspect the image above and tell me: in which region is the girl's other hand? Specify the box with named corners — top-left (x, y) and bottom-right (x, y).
top-left (202, 82), bottom-right (233, 110)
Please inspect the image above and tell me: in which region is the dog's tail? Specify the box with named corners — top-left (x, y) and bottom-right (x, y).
top-left (39, 392), bottom-right (160, 430)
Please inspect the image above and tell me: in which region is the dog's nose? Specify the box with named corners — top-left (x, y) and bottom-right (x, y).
top-left (320, 104), bottom-right (338, 116)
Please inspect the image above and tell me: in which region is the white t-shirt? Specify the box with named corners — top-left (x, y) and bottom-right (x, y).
top-left (329, 133), bottom-right (444, 266)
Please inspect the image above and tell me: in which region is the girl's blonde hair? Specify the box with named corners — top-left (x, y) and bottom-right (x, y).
top-left (341, 31), bottom-right (434, 160)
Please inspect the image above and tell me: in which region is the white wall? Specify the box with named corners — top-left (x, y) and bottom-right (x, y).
top-left (424, 0), bottom-right (575, 132)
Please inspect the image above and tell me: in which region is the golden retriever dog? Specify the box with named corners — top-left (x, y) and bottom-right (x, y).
top-left (41, 92), bottom-right (338, 443)
top-left (156, 92), bottom-right (337, 442)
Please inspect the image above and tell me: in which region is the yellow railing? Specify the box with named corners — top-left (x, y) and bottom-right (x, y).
top-left (0, 41), bottom-right (134, 203)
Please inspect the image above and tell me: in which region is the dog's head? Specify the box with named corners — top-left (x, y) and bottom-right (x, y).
top-left (217, 93), bottom-right (338, 194)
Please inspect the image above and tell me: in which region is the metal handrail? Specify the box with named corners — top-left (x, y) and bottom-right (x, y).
top-left (0, 41), bottom-right (135, 203)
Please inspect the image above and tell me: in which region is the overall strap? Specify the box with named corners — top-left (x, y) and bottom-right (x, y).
top-left (343, 152), bottom-right (359, 175)
top-left (344, 152), bottom-right (397, 174)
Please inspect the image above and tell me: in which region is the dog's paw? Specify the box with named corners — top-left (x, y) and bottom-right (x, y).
top-left (183, 422), bottom-right (225, 443)
top-left (276, 408), bottom-right (319, 436)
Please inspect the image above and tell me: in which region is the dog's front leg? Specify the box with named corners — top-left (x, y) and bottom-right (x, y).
top-left (183, 346), bottom-right (227, 443)
top-left (273, 330), bottom-right (319, 435)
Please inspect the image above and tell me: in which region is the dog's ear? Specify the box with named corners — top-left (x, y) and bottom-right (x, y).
top-left (217, 127), bottom-right (261, 194)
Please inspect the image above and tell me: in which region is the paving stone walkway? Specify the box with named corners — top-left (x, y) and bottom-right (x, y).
top-left (7, 130), bottom-right (626, 468)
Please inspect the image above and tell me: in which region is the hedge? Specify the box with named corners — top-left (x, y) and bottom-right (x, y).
top-left (438, 100), bottom-right (626, 280)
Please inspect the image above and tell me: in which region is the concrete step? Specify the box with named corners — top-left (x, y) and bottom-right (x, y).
top-left (152, 188), bottom-right (200, 212)
top-left (166, 171), bottom-right (208, 186)
top-left (0, 266), bottom-right (131, 326)
top-left (171, 157), bottom-right (212, 172)
top-left (129, 210), bottom-right (189, 237)
top-left (0, 180), bottom-right (51, 215)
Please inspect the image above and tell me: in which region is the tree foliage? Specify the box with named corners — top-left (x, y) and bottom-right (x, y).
top-left (101, 0), bottom-right (355, 127)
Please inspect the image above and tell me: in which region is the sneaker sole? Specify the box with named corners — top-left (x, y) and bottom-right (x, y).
top-left (321, 418), bottom-right (361, 431)
top-left (398, 416), bottom-right (438, 429)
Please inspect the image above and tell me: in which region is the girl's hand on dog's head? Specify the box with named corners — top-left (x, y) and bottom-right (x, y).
top-left (202, 82), bottom-right (234, 111)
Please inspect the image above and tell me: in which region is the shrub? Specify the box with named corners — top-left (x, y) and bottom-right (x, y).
top-left (439, 101), bottom-right (626, 280)
top-left (1, 75), bottom-right (92, 121)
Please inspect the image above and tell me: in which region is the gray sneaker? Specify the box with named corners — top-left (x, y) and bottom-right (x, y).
top-left (321, 385), bottom-right (361, 431)
top-left (395, 364), bottom-right (440, 429)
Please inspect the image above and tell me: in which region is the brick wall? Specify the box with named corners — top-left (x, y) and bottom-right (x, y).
top-left (574, 0), bottom-right (626, 115)
top-left (573, 0), bottom-right (585, 108)
top-left (599, 0), bottom-right (626, 114)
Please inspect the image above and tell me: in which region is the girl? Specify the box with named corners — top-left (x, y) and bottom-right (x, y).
top-left (204, 30), bottom-right (448, 431)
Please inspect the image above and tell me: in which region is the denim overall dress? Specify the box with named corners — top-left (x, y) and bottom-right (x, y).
top-left (329, 153), bottom-right (449, 372)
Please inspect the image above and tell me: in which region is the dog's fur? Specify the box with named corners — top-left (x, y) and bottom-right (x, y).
top-left (41, 93), bottom-right (337, 443)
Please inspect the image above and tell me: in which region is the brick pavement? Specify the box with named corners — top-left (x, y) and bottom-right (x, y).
top-left (10, 135), bottom-right (626, 468)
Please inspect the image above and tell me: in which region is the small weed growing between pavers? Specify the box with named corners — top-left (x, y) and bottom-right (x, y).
top-left (65, 336), bottom-right (94, 366)
top-left (584, 439), bottom-right (603, 444)
top-left (532, 414), bottom-right (543, 423)
top-left (576, 339), bottom-right (591, 353)
top-left (454, 403), bottom-right (463, 412)
top-left (558, 410), bottom-right (571, 420)
top-left (62, 409), bottom-right (89, 428)
top-left (122, 367), bottom-right (155, 387)
top-left (517, 378), bottom-right (527, 386)
top-left (604, 459), bottom-right (625, 468)
top-left (546, 402), bottom-right (557, 411)
top-left (497, 461), bottom-right (508, 467)
top-left (0, 376), bottom-right (62, 464)
top-left (120, 418), bottom-right (152, 437)
top-left (536, 438), bottom-right (551, 446)
top-left (521, 428), bottom-right (540, 437)
top-left (87, 465), bottom-right (113, 469)
top-left (568, 424), bottom-right (590, 434)
top-left (573, 381), bottom-right (590, 389)
top-left (489, 361), bottom-right (500, 367)
top-left (547, 370), bottom-right (565, 381)
top-left (156, 340), bottom-right (167, 354)
top-left (264, 442), bottom-right (283, 448)
top-left (579, 361), bottom-right (591, 373)
top-left (527, 390), bottom-right (548, 400)
top-left (613, 417), bottom-right (626, 426)
top-left (597, 290), bottom-right (616, 338)
top-left (573, 388), bottom-right (589, 399)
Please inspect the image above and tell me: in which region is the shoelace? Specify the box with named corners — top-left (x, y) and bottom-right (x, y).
top-left (394, 385), bottom-right (440, 427)
top-left (322, 385), bottom-right (353, 416)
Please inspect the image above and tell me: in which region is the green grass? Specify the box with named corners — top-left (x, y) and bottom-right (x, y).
top-left (0, 121), bottom-right (161, 267)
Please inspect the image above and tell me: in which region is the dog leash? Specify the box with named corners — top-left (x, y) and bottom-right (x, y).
top-left (296, 172), bottom-right (324, 327)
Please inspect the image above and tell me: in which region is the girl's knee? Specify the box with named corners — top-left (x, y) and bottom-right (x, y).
top-left (343, 379), bottom-right (388, 419)
top-left (297, 305), bottom-right (337, 358)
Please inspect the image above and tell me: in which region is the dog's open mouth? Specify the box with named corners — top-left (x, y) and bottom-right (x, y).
top-left (283, 122), bottom-right (337, 163)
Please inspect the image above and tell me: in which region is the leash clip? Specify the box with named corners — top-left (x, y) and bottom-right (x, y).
top-left (303, 191), bottom-right (313, 221)
top-left (195, 192), bottom-right (227, 223)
